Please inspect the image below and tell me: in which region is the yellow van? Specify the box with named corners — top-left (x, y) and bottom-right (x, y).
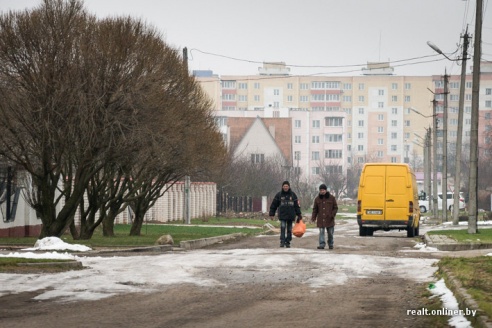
top-left (357, 163), bottom-right (420, 237)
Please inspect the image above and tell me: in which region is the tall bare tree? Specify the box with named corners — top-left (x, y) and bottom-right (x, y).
top-left (0, 0), bottom-right (225, 238)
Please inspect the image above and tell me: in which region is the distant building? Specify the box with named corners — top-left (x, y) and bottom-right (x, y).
top-left (197, 61), bottom-right (492, 188)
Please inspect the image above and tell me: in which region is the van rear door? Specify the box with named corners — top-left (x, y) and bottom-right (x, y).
top-left (385, 165), bottom-right (410, 220)
top-left (360, 165), bottom-right (386, 221)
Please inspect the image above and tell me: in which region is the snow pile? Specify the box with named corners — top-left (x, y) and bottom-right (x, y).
top-left (23, 236), bottom-right (92, 252)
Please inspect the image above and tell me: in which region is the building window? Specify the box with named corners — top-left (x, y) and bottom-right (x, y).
top-left (325, 149), bottom-right (342, 158)
top-left (450, 82), bottom-right (459, 89)
top-left (378, 89), bottom-right (384, 96)
top-left (325, 134), bottom-right (343, 142)
top-left (287, 95), bottom-right (293, 102)
top-left (254, 82), bottom-right (260, 89)
top-left (238, 95), bottom-right (247, 102)
top-left (343, 95), bottom-right (352, 102)
top-left (405, 83), bottom-right (411, 90)
top-left (325, 117), bottom-right (343, 127)
top-left (359, 83), bottom-right (365, 90)
top-left (358, 145), bottom-right (364, 151)
top-left (359, 108), bottom-right (364, 114)
top-left (358, 120), bottom-right (364, 127)
top-left (294, 151), bottom-right (301, 160)
top-left (378, 114), bottom-right (384, 121)
top-left (378, 102), bottom-right (384, 108)
top-left (391, 95), bottom-right (398, 102)
top-left (486, 88), bottom-right (492, 95)
top-left (391, 157), bottom-right (397, 163)
top-left (343, 83), bottom-right (352, 90)
top-left (287, 83), bottom-right (293, 89)
top-left (312, 136), bottom-right (320, 143)
top-left (378, 138), bottom-right (384, 145)
top-left (325, 165), bottom-right (342, 174)
top-left (294, 120), bottom-right (301, 128)
top-left (313, 120), bottom-right (320, 128)
top-left (358, 132), bottom-right (364, 139)
top-left (222, 81), bottom-right (236, 89)
top-left (359, 95), bottom-right (365, 102)
top-left (392, 108), bottom-right (398, 114)
top-left (392, 83), bottom-right (398, 90)
top-left (238, 82), bottom-right (248, 89)
top-left (254, 95), bottom-right (260, 102)
top-left (391, 145), bottom-right (397, 151)
top-left (300, 83), bottom-right (309, 90)
top-left (405, 120), bottom-right (410, 127)
top-left (312, 167), bottom-right (320, 175)
top-left (391, 132), bottom-right (397, 139)
top-left (251, 153), bottom-right (265, 164)
top-left (295, 136), bottom-right (301, 143)
top-left (378, 126), bottom-right (384, 133)
top-left (222, 94), bottom-right (236, 101)
top-left (486, 100), bottom-right (492, 108)
top-left (405, 96), bottom-right (411, 102)
top-left (312, 151), bottom-right (320, 160)
top-left (377, 151), bottom-right (384, 158)
top-left (300, 95), bottom-right (309, 102)
top-left (391, 120), bottom-right (397, 127)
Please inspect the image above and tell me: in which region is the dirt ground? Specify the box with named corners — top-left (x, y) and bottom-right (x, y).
top-left (0, 220), bottom-right (478, 328)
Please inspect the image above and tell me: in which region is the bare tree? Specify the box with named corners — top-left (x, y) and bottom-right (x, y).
top-left (317, 160), bottom-right (346, 199)
top-left (0, 0), bottom-right (225, 238)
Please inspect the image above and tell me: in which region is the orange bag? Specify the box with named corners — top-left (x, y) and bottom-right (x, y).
top-left (293, 219), bottom-right (306, 238)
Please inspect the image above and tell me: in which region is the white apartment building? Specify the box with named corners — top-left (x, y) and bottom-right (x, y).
top-left (195, 62), bottom-right (492, 186)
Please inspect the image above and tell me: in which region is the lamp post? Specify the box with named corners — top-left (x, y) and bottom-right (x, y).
top-left (414, 131), bottom-right (432, 211)
top-left (428, 31), bottom-right (470, 225)
top-left (409, 107), bottom-right (437, 217)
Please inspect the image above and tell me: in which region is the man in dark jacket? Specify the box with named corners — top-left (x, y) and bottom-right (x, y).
top-left (269, 181), bottom-right (302, 248)
top-left (311, 184), bottom-right (338, 249)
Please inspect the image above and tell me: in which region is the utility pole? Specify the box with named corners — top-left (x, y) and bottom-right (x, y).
top-left (424, 127), bottom-right (431, 208)
top-left (432, 99), bottom-right (439, 219)
top-left (468, 0), bottom-right (483, 234)
top-left (183, 46), bottom-right (191, 224)
top-left (442, 71), bottom-right (449, 221)
top-left (453, 29), bottom-right (470, 225)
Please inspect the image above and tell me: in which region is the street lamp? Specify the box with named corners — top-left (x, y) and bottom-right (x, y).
top-left (428, 31), bottom-right (470, 226)
top-left (413, 132), bottom-right (432, 211)
top-left (410, 107), bottom-right (438, 218)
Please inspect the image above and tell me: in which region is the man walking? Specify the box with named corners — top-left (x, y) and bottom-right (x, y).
top-left (311, 184), bottom-right (338, 249)
top-left (269, 181), bottom-right (302, 248)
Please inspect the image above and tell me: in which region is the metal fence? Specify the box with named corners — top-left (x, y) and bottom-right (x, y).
top-left (216, 190), bottom-right (255, 214)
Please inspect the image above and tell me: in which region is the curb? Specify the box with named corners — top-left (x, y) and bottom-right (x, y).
top-left (424, 234), bottom-right (492, 251)
top-left (439, 267), bottom-right (492, 328)
top-left (179, 233), bottom-right (247, 250)
top-left (17, 260), bottom-right (83, 269)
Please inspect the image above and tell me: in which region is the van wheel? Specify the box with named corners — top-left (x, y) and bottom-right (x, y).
top-left (415, 226), bottom-right (419, 236)
top-left (367, 228), bottom-right (374, 236)
top-left (359, 226), bottom-right (367, 237)
top-left (419, 206), bottom-right (427, 213)
top-left (407, 226), bottom-right (415, 238)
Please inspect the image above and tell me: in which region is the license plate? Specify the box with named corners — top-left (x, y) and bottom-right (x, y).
top-left (366, 210), bottom-right (383, 215)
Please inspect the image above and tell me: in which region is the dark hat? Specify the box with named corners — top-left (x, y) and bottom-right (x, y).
top-left (319, 184), bottom-right (327, 190)
top-left (282, 180), bottom-right (290, 187)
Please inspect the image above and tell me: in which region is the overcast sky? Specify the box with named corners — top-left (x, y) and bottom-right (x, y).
top-left (1, 0), bottom-right (491, 77)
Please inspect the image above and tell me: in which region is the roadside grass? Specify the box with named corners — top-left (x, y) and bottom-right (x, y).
top-left (419, 284), bottom-right (452, 327)
top-left (427, 228), bottom-right (492, 243)
top-left (0, 258), bottom-right (82, 273)
top-left (437, 256), bottom-right (492, 320)
top-left (0, 223), bottom-right (264, 248)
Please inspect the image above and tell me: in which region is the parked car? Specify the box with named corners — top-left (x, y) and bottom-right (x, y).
top-left (418, 192), bottom-right (465, 212)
